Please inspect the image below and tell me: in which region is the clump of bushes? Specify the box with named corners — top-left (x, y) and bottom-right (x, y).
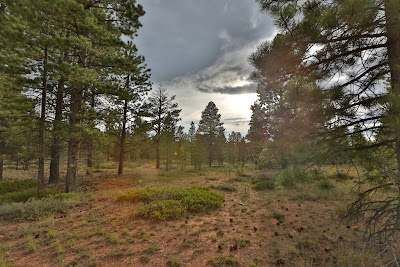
top-left (117, 186), bottom-right (224, 221)
top-left (0, 190), bottom-right (75, 205)
top-left (0, 179), bottom-right (37, 194)
top-left (138, 200), bottom-right (186, 221)
top-left (0, 195), bottom-right (78, 221)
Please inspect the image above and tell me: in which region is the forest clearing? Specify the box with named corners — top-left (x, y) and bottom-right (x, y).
top-left (1, 0), bottom-right (400, 266)
top-left (0, 162), bottom-right (384, 266)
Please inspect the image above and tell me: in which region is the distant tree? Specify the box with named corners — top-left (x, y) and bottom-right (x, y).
top-left (147, 86), bottom-right (181, 169)
top-left (215, 127), bottom-right (227, 166)
top-left (228, 131), bottom-right (241, 164)
top-left (198, 102), bottom-right (224, 167)
top-left (188, 121), bottom-right (196, 166)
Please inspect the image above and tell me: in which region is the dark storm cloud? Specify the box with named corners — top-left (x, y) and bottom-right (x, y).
top-left (135, 0), bottom-right (275, 83)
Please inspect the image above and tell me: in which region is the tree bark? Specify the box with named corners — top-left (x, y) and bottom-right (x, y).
top-left (118, 100), bottom-right (128, 175)
top-left (0, 158), bottom-right (3, 180)
top-left (86, 94), bottom-right (95, 175)
top-left (156, 141), bottom-right (160, 169)
top-left (38, 47), bottom-right (48, 191)
top-left (49, 77), bottom-right (65, 184)
top-left (66, 48), bottom-right (86, 193)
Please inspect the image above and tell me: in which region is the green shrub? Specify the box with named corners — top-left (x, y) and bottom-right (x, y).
top-left (276, 169), bottom-right (296, 188)
top-left (142, 244), bottom-right (160, 254)
top-left (316, 181), bottom-right (335, 191)
top-left (208, 256), bottom-right (240, 266)
top-left (272, 211), bottom-right (285, 221)
top-left (0, 198), bottom-right (79, 221)
top-left (139, 200), bottom-right (186, 221)
top-left (252, 181), bottom-right (275, 191)
top-left (309, 169), bottom-right (324, 181)
top-left (329, 172), bottom-right (353, 182)
top-left (167, 256), bottom-right (181, 267)
top-left (275, 167), bottom-right (311, 188)
top-left (119, 187), bottom-right (224, 221)
top-left (0, 191), bottom-right (75, 205)
top-left (0, 179), bottom-right (37, 194)
top-left (230, 177), bottom-right (243, 182)
top-left (249, 179), bottom-right (263, 185)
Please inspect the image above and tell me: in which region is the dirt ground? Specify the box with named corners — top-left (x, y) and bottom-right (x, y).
top-left (0, 163), bottom-right (384, 266)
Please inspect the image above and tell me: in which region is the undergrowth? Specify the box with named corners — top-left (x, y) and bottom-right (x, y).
top-left (0, 179), bottom-right (37, 194)
top-left (0, 190), bottom-right (72, 204)
top-left (0, 194), bottom-right (78, 221)
top-left (117, 186), bottom-right (224, 221)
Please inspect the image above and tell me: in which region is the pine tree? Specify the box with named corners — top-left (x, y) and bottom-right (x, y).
top-left (147, 86), bottom-right (181, 169)
top-left (254, 0), bottom-right (400, 259)
top-left (198, 101), bottom-right (224, 167)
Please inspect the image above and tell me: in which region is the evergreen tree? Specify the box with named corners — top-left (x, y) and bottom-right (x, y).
top-left (198, 101), bottom-right (224, 167)
top-left (147, 86), bottom-right (181, 169)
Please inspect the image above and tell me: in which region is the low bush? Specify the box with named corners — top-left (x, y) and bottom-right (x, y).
top-left (138, 200), bottom-right (186, 221)
top-left (230, 177), bottom-right (243, 182)
top-left (329, 172), bottom-right (353, 182)
top-left (275, 167), bottom-right (312, 188)
top-left (0, 191), bottom-right (75, 204)
top-left (210, 184), bottom-right (237, 192)
top-left (252, 181), bottom-right (275, 191)
top-left (0, 197), bottom-right (79, 221)
top-left (0, 179), bottom-right (37, 194)
top-left (118, 186), bottom-right (224, 221)
top-left (166, 256), bottom-right (181, 267)
top-left (316, 181), bottom-right (335, 191)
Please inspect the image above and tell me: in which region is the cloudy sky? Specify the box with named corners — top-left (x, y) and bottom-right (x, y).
top-left (135, 0), bottom-right (276, 135)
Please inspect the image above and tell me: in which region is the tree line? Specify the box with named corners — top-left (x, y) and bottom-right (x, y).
top-left (0, 0), bottom-right (252, 194)
top-left (0, 0), bottom-right (150, 193)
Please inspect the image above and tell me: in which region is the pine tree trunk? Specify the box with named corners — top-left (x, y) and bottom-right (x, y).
top-left (66, 48), bottom-right (86, 193)
top-left (0, 157), bottom-right (3, 180)
top-left (385, 0), bottom-right (400, 173)
top-left (49, 78), bottom-right (64, 184)
top-left (118, 100), bottom-right (128, 175)
top-left (38, 47), bottom-right (48, 191)
top-left (86, 94), bottom-right (95, 175)
top-left (166, 138), bottom-right (169, 172)
top-left (156, 141), bottom-right (160, 169)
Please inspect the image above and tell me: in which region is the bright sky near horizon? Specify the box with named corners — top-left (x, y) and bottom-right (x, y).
top-left (135, 0), bottom-right (276, 135)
